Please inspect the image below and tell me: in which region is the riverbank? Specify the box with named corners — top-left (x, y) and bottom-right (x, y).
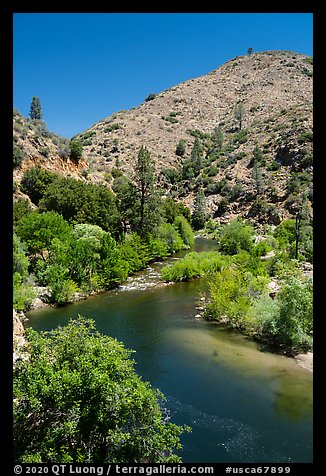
top-left (295, 352), bottom-right (313, 372)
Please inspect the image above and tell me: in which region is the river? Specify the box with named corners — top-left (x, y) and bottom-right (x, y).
top-left (26, 238), bottom-right (313, 463)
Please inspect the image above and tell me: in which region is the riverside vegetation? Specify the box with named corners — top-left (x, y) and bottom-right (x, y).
top-left (13, 50), bottom-right (313, 463)
top-left (161, 218), bottom-right (313, 355)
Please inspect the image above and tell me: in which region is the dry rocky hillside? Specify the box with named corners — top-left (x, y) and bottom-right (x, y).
top-left (13, 50), bottom-right (313, 226)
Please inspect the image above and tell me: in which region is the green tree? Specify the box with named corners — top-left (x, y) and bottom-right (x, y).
top-left (39, 177), bottom-right (120, 236)
top-left (13, 317), bottom-right (188, 463)
top-left (252, 162), bottom-right (264, 195)
top-left (176, 139), bottom-right (186, 157)
top-left (264, 278), bottom-right (313, 352)
top-left (173, 215), bottom-right (195, 248)
top-left (13, 199), bottom-right (33, 226)
top-left (250, 145), bottom-right (264, 167)
top-left (190, 137), bottom-right (203, 176)
top-left (234, 101), bottom-right (245, 130)
top-left (211, 126), bottom-right (224, 149)
top-left (191, 189), bottom-right (207, 230)
top-left (16, 211), bottom-right (72, 257)
top-left (13, 234), bottom-right (37, 310)
top-left (218, 219), bottom-right (254, 255)
top-left (69, 140), bottom-right (83, 163)
top-left (112, 176), bottom-right (138, 234)
top-left (29, 96), bottom-right (42, 120)
top-left (20, 167), bottom-right (58, 205)
top-left (133, 146), bottom-right (157, 234)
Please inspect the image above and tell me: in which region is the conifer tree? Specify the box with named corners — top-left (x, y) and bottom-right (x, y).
top-left (29, 96), bottom-right (42, 120)
top-left (234, 101), bottom-right (245, 130)
top-left (192, 189), bottom-right (207, 230)
top-left (134, 145), bottom-right (156, 234)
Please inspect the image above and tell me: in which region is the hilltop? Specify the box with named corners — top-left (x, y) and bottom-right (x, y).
top-left (13, 50), bottom-right (313, 227)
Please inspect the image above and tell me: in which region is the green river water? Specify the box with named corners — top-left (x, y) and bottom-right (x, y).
top-left (26, 239), bottom-right (313, 463)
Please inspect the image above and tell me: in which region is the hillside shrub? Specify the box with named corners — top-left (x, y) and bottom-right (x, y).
top-left (69, 139), bottom-right (83, 163)
top-left (13, 142), bottom-right (26, 168)
top-left (20, 167), bottom-right (58, 205)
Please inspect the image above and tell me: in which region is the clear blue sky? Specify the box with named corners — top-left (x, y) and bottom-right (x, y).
top-left (13, 13), bottom-right (313, 139)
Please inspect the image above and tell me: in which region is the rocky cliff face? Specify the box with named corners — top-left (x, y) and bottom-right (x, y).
top-left (13, 50), bottom-right (313, 225)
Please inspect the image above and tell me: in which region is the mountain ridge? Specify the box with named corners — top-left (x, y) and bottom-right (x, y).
top-left (13, 49), bottom-right (313, 227)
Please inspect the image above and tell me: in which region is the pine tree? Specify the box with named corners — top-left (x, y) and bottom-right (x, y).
top-left (234, 101), bottom-right (245, 130)
top-left (134, 145), bottom-right (156, 234)
top-left (192, 189), bottom-right (207, 230)
top-left (29, 96), bottom-right (42, 120)
top-left (190, 137), bottom-right (203, 176)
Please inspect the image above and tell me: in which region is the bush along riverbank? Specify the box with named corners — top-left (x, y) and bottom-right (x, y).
top-left (14, 215), bottom-right (195, 310)
top-left (161, 218), bottom-right (313, 356)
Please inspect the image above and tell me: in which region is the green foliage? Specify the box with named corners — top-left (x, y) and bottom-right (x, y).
top-left (217, 219), bottom-right (254, 255)
top-left (161, 251), bottom-right (225, 282)
top-left (161, 167), bottom-right (181, 185)
top-left (262, 278), bottom-right (313, 353)
top-left (98, 233), bottom-right (129, 287)
top-left (13, 272), bottom-right (37, 311)
top-left (13, 199), bottom-right (33, 225)
top-left (191, 189), bottom-right (207, 230)
top-left (118, 233), bottom-right (152, 273)
top-left (298, 131), bottom-right (313, 143)
top-left (161, 197), bottom-right (191, 225)
top-left (39, 176), bottom-right (120, 236)
top-left (211, 126), bottom-right (224, 149)
top-left (176, 139), bottom-right (186, 157)
top-left (232, 129), bottom-right (248, 145)
top-left (173, 215), bottom-right (195, 248)
top-left (234, 101), bottom-right (245, 130)
top-left (145, 93), bottom-right (157, 102)
top-left (69, 140), bottom-right (83, 163)
top-left (13, 317), bottom-right (188, 463)
top-left (20, 167), bottom-right (58, 205)
top-left (205, 267), bottom-right (267, 329)
top-left (249, 145), bottom-right (264, 167)
top-left (44, 264), bottom-right (78, 305)
top-left (156, 223), bottom-right (183, 254)
top-left (13, 234), bottom-right (37, 310)
top-left (13, 142), bottom-right (26, 168)
top-left (16, 211), bottom-right (72, 256)
top-left (112, 176), bottom-right (138, 233)
top-left (133, 146), bottom-right (158, 235)
top-left (13, 234), bottom-right (29, 279)
top-left (29, 96), bottom-right (42, 120)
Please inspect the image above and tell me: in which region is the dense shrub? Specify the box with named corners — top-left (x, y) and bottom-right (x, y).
top-left (173, 215), bottom-right (195, 248)
top-left (13, 142), bottom-right (26, 168)
top-left (161, 251), bottom-right (225, 282)
top-left (16, 211), bottom-right (72, 256)
top-left (217, 219), bottom-right (254, 255)
top-left (20, 167), bottom-right (58, 205)
top-left (204, 267), bottom-right (267, 329)
top-left (69, 139), bottom-right (83, 163)
top-left (39, 177), bottom-right (120, 236)
top-left (13, 317), bottom-right (188, 463)
top-left (13, 199), bottom-right (33, 225)
top-left (259, 278), bottom-right (313, 353)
